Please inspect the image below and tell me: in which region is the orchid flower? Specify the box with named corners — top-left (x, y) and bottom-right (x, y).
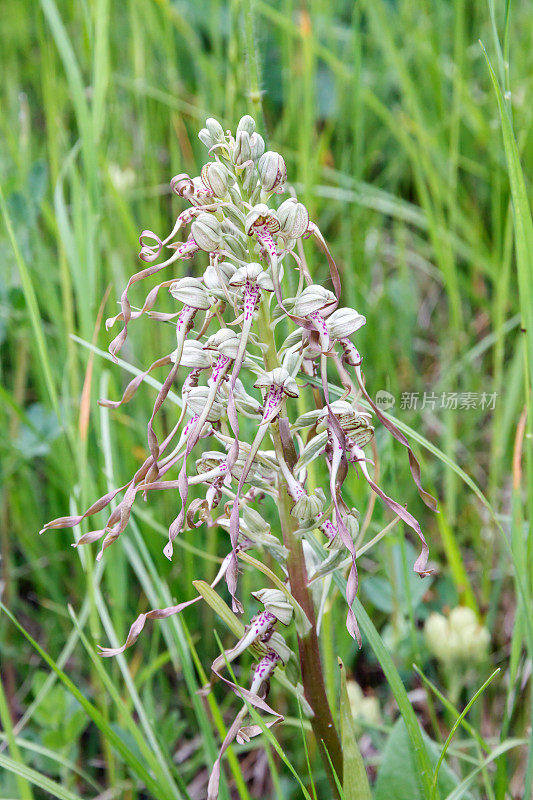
top-left (41, 114), bottom-right (436, 799)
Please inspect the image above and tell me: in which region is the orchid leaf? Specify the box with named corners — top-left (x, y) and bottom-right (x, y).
top-left (338, 659), bottom-right (372, 800)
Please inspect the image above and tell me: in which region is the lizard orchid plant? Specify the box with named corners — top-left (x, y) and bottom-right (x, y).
top-left (41, 115), bottom-right (436, 798)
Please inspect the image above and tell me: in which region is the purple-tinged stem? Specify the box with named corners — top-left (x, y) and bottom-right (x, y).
top-left (272, 426), bottom-right (343, 796)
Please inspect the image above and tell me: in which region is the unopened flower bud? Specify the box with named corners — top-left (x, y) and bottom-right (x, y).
top-left (326, 308), bottom-right (366, 340)
top-left (201, 162), bottom-right (232, 198)
top-left (222, 203), bottom-right (246, 229)
top-left (276, 198), bottom-right (309, 239)
top-left (291, 491), bottom-right (324, 521)
top-left (249, 132), bottom-right (265, 161)
top-left (233, 130), bottom-right (252, 166)
top-left (252, 589), bottom-right (294, 626)
top-left (223, 234), bottom-right (248, 260)
top-left (198, 118), bottom-right (226, 150)
top-left (258, 151), bottom-right (286, 192)
top-left (191, 212), bottom-right (222, 251)
top-left (206, 117), bottom-right (225, 142)
top-left (185, 386), bottom-right (225, 421)
top-left (293, 285), bottom-right (337, 317)
top-left (344, 511), bottom-right (360, 540)
top-left (237, 115), bottom-right (256, 135)
top-left (169, 277), bottom-right (211, 310)
top-left (198, 128), bottom-right (212, 148)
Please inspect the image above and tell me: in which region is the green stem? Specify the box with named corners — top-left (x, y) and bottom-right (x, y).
top-left (256, 299), bottom-right (343, 795)
top-left (241, 0), bottom-right (265, 132)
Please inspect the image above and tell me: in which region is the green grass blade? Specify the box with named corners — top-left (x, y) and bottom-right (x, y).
top-left (0, 733), bottom-right (102, 793)
top-left (480, 44), bottom-right (533, 390)
top-left (39, 0), bottom-right (98, 204)
top-left (0, 182), bottom-right (60, 417)
top-left (304, 537), bottom-right (434, 799)
top-left (338, 659), bottom-right (372, 800)
top-left (431, 669), bottom-right (500, 800)
top-left (0, 752), bottom-right (84, 800)
top-left (67, 605), bottom-right (185, 800)
top-left (0, 679), bottom-right (34, 800)
top-left (444, 739), bottom-right (528, 800)
top-left (0, 603), bottom-right (176, 800)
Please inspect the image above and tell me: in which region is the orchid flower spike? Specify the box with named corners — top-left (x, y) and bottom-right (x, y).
top-left (41, 113), bottom-right (437, 800)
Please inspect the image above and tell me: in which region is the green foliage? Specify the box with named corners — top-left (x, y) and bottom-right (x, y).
top-left (339, 659), bottom-right (372, 800)
top-left (373, 719), bottom-right (471, 800)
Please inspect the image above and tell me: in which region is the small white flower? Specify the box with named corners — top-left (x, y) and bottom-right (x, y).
top-left (229, 262), bottom-right (274, 292)
top-left (326, 308), bottom-right (366, 340)
top-left (254, 367), bottom-right (299, 398)
top-left (172, 339), bottom-right (211, 369)
top-left (233, 130), bottom-right (252, 166)
top-left (293, 285), bottom-right (336, 317)
top-left (204, 329), bottom-right (241, 360)
top-left (249, 132), bottom-right (265, 161)
top-left (169, 277), bottom-right (211, 310)
top-left (252, 589), bottom-right (294, 626)
top-left (245, 204), bottom-right (281, 235)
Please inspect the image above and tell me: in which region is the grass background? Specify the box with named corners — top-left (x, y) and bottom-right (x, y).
top-left (0, 0), bottom-right (531, 798)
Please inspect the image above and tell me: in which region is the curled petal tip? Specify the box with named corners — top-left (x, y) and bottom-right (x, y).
top-left (232, 598), bottom-right (244, 614)
top-left (416, 567), bottom-right (434, 578)
top-left (97, 646), bottom-right (119, 658)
